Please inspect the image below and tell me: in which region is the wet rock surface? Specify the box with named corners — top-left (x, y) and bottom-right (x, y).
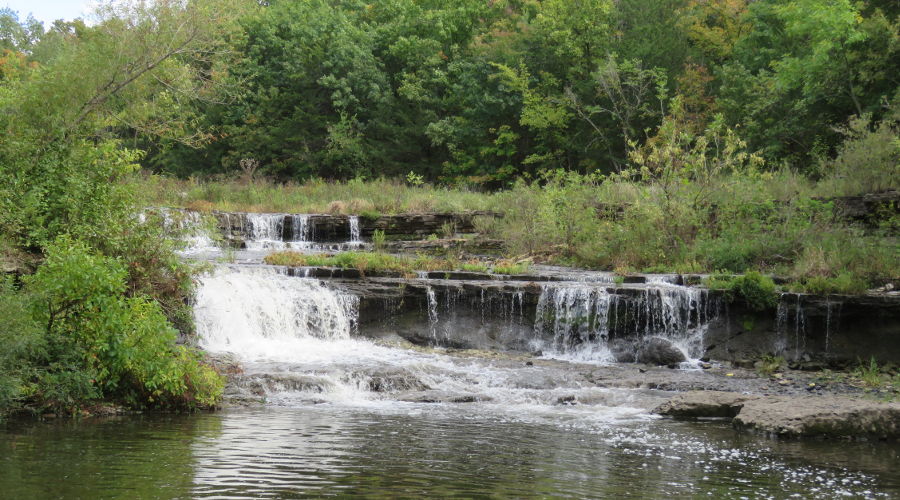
top-left (635, 337), bottom-right (688, 365)
top-left (733, 397), bottom-right (900, 439)
top-left (215, 341), bottom-right (900, 440)
top-left (655, 391), bottom-right (758, 418)
top-left (655, 390), bottom-right (900, 439)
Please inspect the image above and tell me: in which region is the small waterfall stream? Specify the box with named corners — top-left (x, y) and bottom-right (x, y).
top-left (531, 283), bottom-right (712, 364)
top-left (195, 267), bottom-right (359, 360)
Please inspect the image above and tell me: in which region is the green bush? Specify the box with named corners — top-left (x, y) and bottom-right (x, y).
top-left (706, 271), bottom-right (778, 311)
top-left (0, 279), bottom-right (43, 416)
top-left (790, 272), bottom-right (869, 295)
top-left (18, 238), bottom-right (223, 413)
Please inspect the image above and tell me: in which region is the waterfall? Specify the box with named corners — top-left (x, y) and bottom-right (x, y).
top-left (246, 214), bottom-right (286, 250)
top-left (194, 266), bottom-right (359, 361)
top-left (348, 216), bottom-right (363, 248)
top-left (532, 283), bottom-right (713, 363)
top-left (291, 215), bottom-right (312, 243)
top-left (426, 286), bottom-right (439, 340)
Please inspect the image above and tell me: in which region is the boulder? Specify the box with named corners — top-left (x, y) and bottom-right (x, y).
top-left (397, 390), bottom-right (492, 403)
top-left (654, 391), bottom-right (758, 418)
top-left (609, 339), bottom-right (636, 363)
top-left (636, 337), bottom-right (687, 365)
top-left (733, 397), bottom-right (900, 439)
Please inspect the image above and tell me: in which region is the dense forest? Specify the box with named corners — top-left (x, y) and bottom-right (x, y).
top-left (0, 0), bottom-right (897, 416)
top-left (3, 0), bottom-right (896, 185)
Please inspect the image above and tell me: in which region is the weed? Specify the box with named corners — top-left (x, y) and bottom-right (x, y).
top-left (460, 262), bottom-right (489, 273)
top-left (756, 355), bottom-right (785, 376)
top-left (493, 262), bottom-right (530, 275)
top-left (705, 271), bottom-right (778, 311)
top-left (372, 229), bottom-right (386, 252)
top-left (440, 221), bottom-right (457, 239)
top-left (853, 357), bottom-right (887, 388)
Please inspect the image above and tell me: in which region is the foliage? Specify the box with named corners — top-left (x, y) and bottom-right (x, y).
top-left (789, 273), bottom-right (869, 295)
top-left (492, 262), bottom-right (531, 275)
top-left (264, 250), bottom-right (529, 277)
top-left (264, 251), bottom-right (456, 275)
top-left (0, 240), bottom-right (223, 417)
top-left (817, 98), bottom-right (900, 196)
top-left (26, 238), bottom-right (222, 410)
top-left (853, 357), bottom-right (889, 388)
top-left (460, 262), bottom-right (489, 273)
top-left (756, 355), bottom-right (785, 377)
top-left (705, 271), bottom-right (778, 311)
top-left (0, 1), bottom-right (239, 416)
top-left (136, 176), bottom-right (499, 214)
top-left (372, 230), bottom-right (387, 252)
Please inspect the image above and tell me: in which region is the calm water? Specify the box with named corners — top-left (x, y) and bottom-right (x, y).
top-left (2, 405), bottom-right (898, 499)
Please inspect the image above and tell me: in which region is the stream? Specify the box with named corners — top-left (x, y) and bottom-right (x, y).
top-left (2, 210), bottom-right (898, 498)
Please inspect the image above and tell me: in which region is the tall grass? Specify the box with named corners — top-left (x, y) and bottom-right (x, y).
top-left (135, 175), bottom-right (501, 214)
top-left (137, 170), bottom-right (898, 288)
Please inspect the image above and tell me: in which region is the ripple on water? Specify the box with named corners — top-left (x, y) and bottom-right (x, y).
top-left (1, 406), bottom-right (897, 498)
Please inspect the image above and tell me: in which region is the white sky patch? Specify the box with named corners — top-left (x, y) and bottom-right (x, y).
top-left (2, 0), bottom-right (94, 26)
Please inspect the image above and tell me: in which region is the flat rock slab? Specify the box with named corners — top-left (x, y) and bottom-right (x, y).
top-left (654, 391), bottom-right (758, 418)
top-left (656, 390), bottom-right (900, 439)
top-left (734, 397), bottom-right (900, 439)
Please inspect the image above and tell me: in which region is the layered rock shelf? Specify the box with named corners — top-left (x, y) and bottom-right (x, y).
top-left (276, 271), bottom-right (900, 366)
top-left (210, 210), bottom-right (502, 245)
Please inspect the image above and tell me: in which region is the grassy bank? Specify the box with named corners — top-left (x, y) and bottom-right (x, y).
top-left (142, 168), bottom-right (897, 293)
top-left (138, 175), bottom-right (501, 215)
top-left (264, 251), bottom-right (529, 277)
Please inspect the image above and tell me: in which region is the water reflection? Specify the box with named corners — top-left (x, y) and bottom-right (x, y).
top-left (2, 406), bottom-right (898, 499)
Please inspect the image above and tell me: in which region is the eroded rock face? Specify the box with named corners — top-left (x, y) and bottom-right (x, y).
top-left (636, 337), bottom-right (688, 366)
top-left (733, 397), bottom-right (900, 439)
top-left (654, 391), bottom-right (758, 418)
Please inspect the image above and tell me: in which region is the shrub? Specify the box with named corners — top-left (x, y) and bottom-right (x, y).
top-left (22, 238), bottom-right (223, 413)
top-left (706, 271), bottom-right (778, 311)
top-left (817, 101), bottom-right (899, 196)
top-left (790, 272), bottom-right (869, 295)
top-left (0, 279), bottom-right (43, 416)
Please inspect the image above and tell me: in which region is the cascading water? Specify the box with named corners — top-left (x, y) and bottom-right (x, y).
top-left (349, 216), bottom-right (362, 244)
top-left (533, 285), bottom-right (616, 363)
top-left (194, 266), bottom-right (358, 360)
top-left (194, 266), bottom-right (662, 414)
top-left (532, 283), bottom-right (714, 364)
top-left (292, 214), bottom-right (312, 243)
top-left (245, 214), bottom-right (286, 250)
top-left (426, 286), bottom-right (439, 340)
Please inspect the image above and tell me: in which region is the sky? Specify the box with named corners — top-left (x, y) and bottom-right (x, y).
top-left (2, 0), bottom-right (93, 26)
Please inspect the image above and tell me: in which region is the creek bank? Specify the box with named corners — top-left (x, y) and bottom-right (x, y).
top-left (655, 390), bottom-right (900, 439)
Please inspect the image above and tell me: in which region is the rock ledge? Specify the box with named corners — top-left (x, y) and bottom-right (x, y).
top-left (655, 390), bottom-right (900, 439)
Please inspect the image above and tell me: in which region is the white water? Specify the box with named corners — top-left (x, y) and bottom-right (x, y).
top-left (533, 283), bottom-right (712, 365)
top-left (245, 214), bottom-right (287, 250)
top-left (194, 266), bottom-right (657, 418)
top-left (348, 216), bottom-right (362, 244)
top-left (195, 266), bottom-right (358, 360)
top-left (242, 213), bottom-right (366, 251)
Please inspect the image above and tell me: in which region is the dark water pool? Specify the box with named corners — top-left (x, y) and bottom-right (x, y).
top-left (2, 405), bottom-right (898, 499)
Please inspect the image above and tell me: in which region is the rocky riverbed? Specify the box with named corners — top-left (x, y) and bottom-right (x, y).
top-left (209, 344), bottom-right (900, 440)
